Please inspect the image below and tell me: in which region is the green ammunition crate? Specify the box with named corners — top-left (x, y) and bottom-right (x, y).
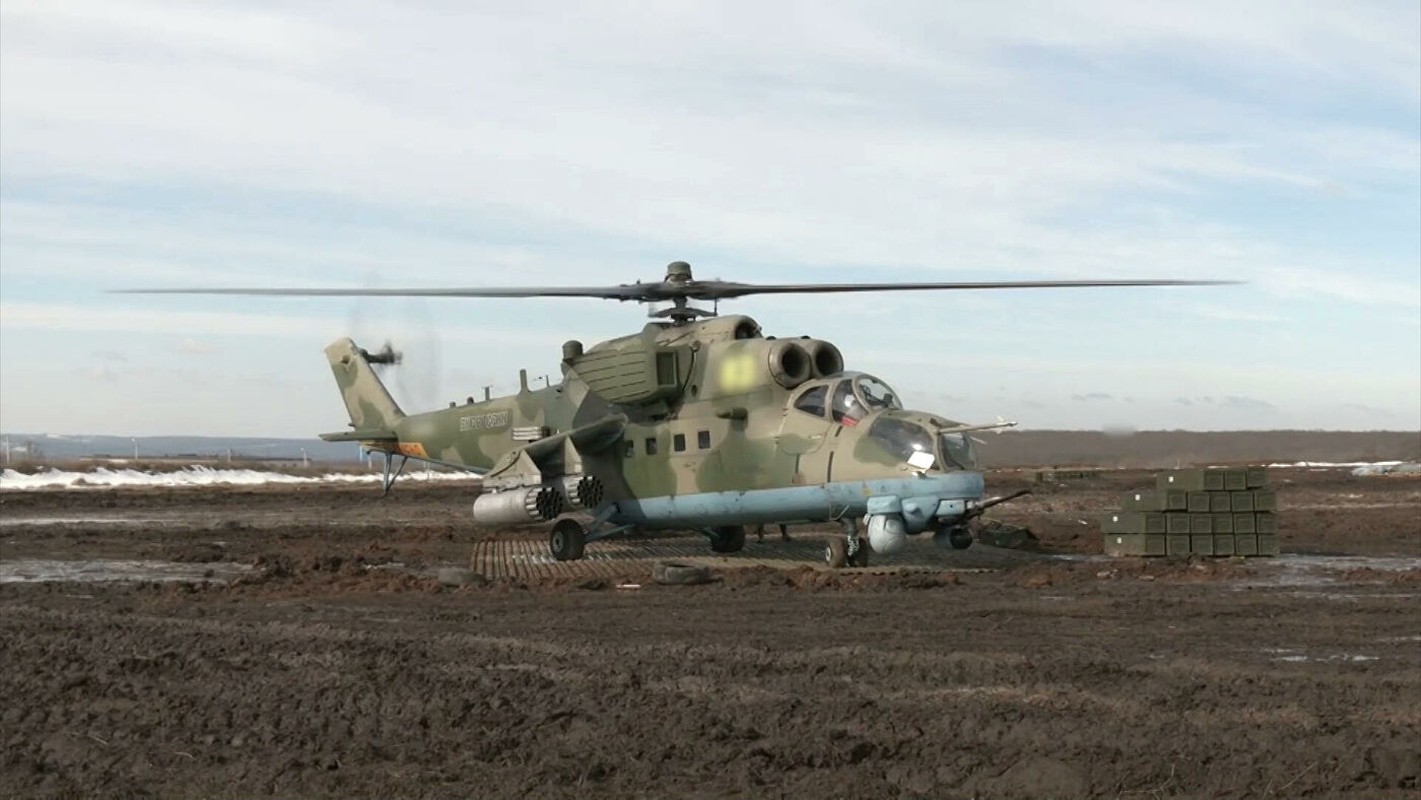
top-left (1252, 488), bottom-right (1278, 512)
top-left (1166, 534), bottom-right (1192, 555)
top-left (1187, 492), bottom-right (1211, 513)
top-left (1121, 490), bottom-right (1187, 512)
top-left (1103, 511), bottom-right (1167, 534)
top-left (1224, 469), bottom-right (1248, 491)
top-left (1104, 534), bottom-right (1167, 557)
top-left (1209, 492), bottom-right (1233, 512)
top-left (1230, 492), bottom-right (1256, 513)
top-left (1190, 513), bottom-right (1214, 534)
top-left (1211, 512), bottom-right (1234, 533)
top-left (1246, 466), bottom-right (1269, 488)
top-left (1255, 513), bottom-right (1278, 535)
top-left (1157, 469), bottom-right (1226, 492)
top-left (1191, 534), bottom-right (1215, 556)
top-left (1233, 513), bottom-right (1257, 534)
top-left (1213, 534), bottom-right (1236, 556)
top-left (1256, 534), bottom-right (1280, 556)
top-left (1166, 513), bottom-right (1192, 535)
top-left (1235, 534), bottom-right (1259, 556)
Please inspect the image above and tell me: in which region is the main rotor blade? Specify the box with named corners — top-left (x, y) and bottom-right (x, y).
top-left (115, 278), bottom-right (1239, 302)
top-left (113, 286), bottom-right (650, 300)
top-left (674, 278), bottom-right (1239, 300)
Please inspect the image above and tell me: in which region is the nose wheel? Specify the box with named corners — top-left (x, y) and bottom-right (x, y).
top-left (933, 525), bottom-right (974, 550)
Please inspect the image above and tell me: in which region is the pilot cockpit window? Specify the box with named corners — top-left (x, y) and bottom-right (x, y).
top-left (793, 385), bottom-right (828, 418)
top-left (830, 380), bottom-right (862, 426)
top-left (939, 431), bottom-right (977, 469)
top-left (867, 417), bottom-right (935, 465)
top-left (855, 375), bottom-right (902, 412)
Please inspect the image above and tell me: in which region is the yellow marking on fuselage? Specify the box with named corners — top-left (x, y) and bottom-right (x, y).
top-left (718, 352), bottom-right (756, 392)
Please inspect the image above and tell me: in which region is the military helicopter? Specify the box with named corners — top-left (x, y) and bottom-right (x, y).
top-left (124, 262), bottom-right (1232, 567)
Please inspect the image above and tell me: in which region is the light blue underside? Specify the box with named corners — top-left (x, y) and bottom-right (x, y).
top-left (613, 472), bottom-right (985, 529)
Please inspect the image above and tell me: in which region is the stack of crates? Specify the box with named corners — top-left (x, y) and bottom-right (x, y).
top-left (1103, 467), bottom-right (1279, 557)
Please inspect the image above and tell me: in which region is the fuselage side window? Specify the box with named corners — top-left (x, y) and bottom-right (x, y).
top-left (645, 437), bottom-right (658, 456)
top-left (830, 380), bottom-right (863, 426)
top-left (697, 430), bottom-right (711, 449)
top-left (673, 433), bottom-right (686, 452)
top-left (793, 385), bottom-right (828, 418)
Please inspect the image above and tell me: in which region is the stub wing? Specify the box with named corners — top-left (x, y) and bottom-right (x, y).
top-left (485, 415), bottom-right (626, 486)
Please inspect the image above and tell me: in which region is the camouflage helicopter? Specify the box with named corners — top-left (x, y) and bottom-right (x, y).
top-left (127, 262), bottom-right (1230, 567)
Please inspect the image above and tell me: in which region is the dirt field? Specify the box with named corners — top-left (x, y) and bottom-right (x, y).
top-left (1, 468), bottom-right (1418, 798)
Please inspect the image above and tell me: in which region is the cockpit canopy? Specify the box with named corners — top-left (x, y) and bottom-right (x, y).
top-left (791, 372), bottom-right (903, 426)
top-left (791, 372), bottom-right (978, 470)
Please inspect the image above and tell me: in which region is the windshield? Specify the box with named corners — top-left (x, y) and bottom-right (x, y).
top-left (867, 417), bottom-right (935, 464)
top-left (855, 375), bottom-right (902, 412)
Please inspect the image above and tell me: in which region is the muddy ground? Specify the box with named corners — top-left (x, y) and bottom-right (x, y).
top-left (1, 467), bottom-right (1418, 798)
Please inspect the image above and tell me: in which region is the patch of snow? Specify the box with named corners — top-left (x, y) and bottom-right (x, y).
top-left (0, 466), bottom-right (480, 491)
top-left (1350, 462), bottom-right (1421, 476)
top-left (1265, 460), bottom-right (1404, 468)
top-left (0, 516), bottom-right (163, 526)
top-left (1274, 653), bottom-right (1379, 663)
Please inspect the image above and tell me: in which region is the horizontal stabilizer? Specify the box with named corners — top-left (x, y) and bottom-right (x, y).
top-left (319, 429), bottom-right (398, 443)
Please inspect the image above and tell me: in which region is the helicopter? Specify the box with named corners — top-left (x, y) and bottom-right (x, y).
top-left (124, 262), bottom-right (1233, 567)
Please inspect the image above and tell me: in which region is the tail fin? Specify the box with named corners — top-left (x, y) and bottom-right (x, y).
top-left (324, 338), bottom-right (406, 433)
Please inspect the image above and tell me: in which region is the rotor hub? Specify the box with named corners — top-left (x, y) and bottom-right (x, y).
top-left (664, 261), bottom-right (694, 283)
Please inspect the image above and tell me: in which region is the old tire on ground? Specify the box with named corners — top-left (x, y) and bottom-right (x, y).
top-left (850, 538), bottom-right (871, 567)
top-left (709, 525), bottom-right (746, 554)
top-left (653, 561), bottom-right (713, 586)
top-left (549, 518), bottom-right (586, 561)
top-left (437, 568), bottom-right (486, 587)
top-left (825, 537), bottom-right (848, 568)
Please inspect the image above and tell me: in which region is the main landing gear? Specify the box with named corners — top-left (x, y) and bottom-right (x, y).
top-left (824, 518), bottom-right (870, 568)
top-left (549, 518), bottom-right (587, 561)
top-left (708, 525), bottom-right (746, 554)
top-left (824, 536), bottom-right (871, 568)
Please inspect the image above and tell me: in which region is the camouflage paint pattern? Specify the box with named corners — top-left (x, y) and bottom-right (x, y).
top-left (321, 315), bottom-right (984, 528)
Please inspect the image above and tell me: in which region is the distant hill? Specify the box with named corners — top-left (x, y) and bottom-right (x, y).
top-left (3, 430), bottom-right (1417, 469)
top-left (974, 429), bottom-right (1421, 468)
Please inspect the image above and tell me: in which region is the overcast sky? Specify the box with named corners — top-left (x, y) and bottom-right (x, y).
top-left (2, 0), bottom-right (1418, 437)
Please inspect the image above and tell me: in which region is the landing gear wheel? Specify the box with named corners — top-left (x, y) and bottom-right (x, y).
top-left (549, 518), bottom-right (586, 561)
top-left (709, 525), bottom-right (746, 554)
top-left (825, 537), bottom-right (848, 568)
top-left (850, 537), bottom-right (871, 567)
top-left (949, 528), bottom-right (974, 550)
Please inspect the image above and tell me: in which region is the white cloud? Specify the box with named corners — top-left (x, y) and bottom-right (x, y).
top-left (3, 2), bottom-right (1415, 275)
top-left (1259, 267), bottom-right (1421, 309)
